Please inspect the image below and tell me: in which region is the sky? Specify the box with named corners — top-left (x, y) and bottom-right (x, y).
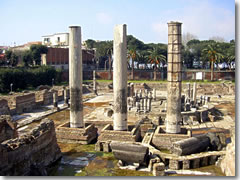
top-left (0, 0), bottom-right (235, 46)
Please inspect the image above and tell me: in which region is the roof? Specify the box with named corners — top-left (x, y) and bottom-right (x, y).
top-left (42, 32), bottom-right (69, 37)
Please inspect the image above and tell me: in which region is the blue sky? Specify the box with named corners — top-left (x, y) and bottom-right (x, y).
top-left (0, 0), bottom-right (235, 46)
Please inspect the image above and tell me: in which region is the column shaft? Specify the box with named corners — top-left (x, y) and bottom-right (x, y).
top-left (69, 26), bottom-right (83, 128)
top-left (166, 22), bottom-right (182, 134)
top-left (113, 24), bottom-right (128, 131)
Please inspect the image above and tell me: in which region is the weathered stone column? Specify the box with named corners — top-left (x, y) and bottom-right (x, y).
top-left (113, 24), bottom-right (127, 131)
top-left (64, 88), bottom-right (69, 106)
top-left (153, 88), bottom-right (156, 100)
top-left (93, 70), bottom-right (97, 95)
top-left (144, 95), bottom-right (148, 113)
top-left (192, 82), bottom-right (197, 105)
top-left (166, 21), bottom-right (182, 134)
top-left (53, 91), bottom-right (58, 108)
top-left (148, 92), bottom-right (152, 112)
top-left (69, 26), bottom-right (83, 128)
top-left (130, 83), bottom-right (134, 97)
top-left (187, 83), bottom-right (191, 99)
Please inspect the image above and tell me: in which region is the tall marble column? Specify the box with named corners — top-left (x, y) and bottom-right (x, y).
top-left (69, 26), bottom-right (83, 128)
top-left (166, 21), bottom-right (182, 134)
top-left (113, 24), bottom-right (128, 131)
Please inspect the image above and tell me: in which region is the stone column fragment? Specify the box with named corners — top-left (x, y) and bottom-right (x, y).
top-left (166, 21), bottom-right (182, 134)
top-left (187, 83), bottom-right (191, 99)
top-left (153, 88), bottom-right (156, 100)
top-left (69, 26), bottom-right (83, 128)
top-left (64, 88), bottom-right (69, 106)
top-left (93, 70), bottom-right (98, 95)
top-left (113, 24), bottom-right (128, 131)
top-left (53, 91), bottom-right (58, 108)
top-left (192, 82), bottom-right (197, 105)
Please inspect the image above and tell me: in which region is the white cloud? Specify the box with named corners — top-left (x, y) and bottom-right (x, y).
top-left (96, 12), bottom-right (113, 25)
top-left (151, 0), bottom-right (235, 43)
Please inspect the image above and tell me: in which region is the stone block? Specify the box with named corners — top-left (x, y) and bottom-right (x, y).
top-left (169, 159), bottom-right (179, 170)
top-left (95, 141), bottom-right (103, 151)
top-left (148, 156), bottom-right (160, 171)
top-left (209, 155), bottom-right (218, 165)
top-left (103, 141), bottom-right (111, 152)
top-left (110, 141), bottom-right (149, 165)
top-left (183, 160), bottom-right (190, 169)
top-left (200, 110), bottom-right (208, 122)
top-left (185, 103), bottom-right (191, 111)
top-left (153, 162), bottom-right (165, 176)
top-left (192, 158), bottom-right (200, 168)
top-left (200, 157), bottom-right (208, 167)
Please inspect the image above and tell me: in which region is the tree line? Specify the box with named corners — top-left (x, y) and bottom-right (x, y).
top-left (0, 44), bottom-right (48, 67)
top-left (85, 35), bottom-right (235, 80)
top-left (85, 35), bottom-right (235, 70)
top-left (0, 66), bottom-right (63, 93)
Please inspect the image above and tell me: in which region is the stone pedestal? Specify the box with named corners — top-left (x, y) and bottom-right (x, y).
top-left (56, 122), bottom-right (98, 144)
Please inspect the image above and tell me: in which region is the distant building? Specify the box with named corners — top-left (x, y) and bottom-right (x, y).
top-left (42, 33), bottom-right (69, 48)
top-left (41, 48), bottom-right (95, 70)
top-left (0, 46), bottom-right (10, 53)
top-left (11, 41), bottom-right (42, 52)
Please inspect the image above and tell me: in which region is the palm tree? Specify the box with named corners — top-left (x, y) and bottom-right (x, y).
top-left (127, 49), bottom-right (137, 80)
top-left (224, 54), bottom-right (235, 70)
top-left (202, 44), bottom-right (223, 81)
top-left (148, 47), bottom-right (166, 80)
top-left (136, 51), bottom-right (147, 70)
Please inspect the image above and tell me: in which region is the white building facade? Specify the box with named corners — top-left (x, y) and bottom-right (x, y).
top-left (42, 33), bottom-right (69, 47)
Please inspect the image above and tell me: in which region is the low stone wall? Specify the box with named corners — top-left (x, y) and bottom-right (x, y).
top-left (0, 115), bottom-right (17, 143)
top-left (0, 99), bottom-right (10, 115)
top-left (82, 70), bottom-right (235, 81)
top-left (15, 93), bottom-right (36, 114)
top-left (0, 118), bottom-right (61, 175)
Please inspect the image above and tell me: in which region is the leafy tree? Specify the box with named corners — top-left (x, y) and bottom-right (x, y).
top-left (5, 50), bottom-right (18, 67)
top-left (30, 45), bottom-right (48, 65)
top-left (127, 49), bottom-right (137, 80)
top-left (22, 50), bottom-right (33, 67)
top-left (127, 35), bottom-right (146, 50)
top-left (85, 39), bottom-right (96, 49)
top-left (5, 50), bottom-right (12, 60)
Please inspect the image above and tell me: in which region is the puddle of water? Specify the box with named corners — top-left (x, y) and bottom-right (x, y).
top-left (48, 142), bottom-right (153, 176)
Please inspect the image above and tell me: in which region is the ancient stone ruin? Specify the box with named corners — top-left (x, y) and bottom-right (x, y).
top-left (0, 22), bottom-right (235, 176)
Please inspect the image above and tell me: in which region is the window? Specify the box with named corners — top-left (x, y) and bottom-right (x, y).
top-left (44, 38), bottom-right (50, 43)
top-left (57, 37), bottom-right (60, 42)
